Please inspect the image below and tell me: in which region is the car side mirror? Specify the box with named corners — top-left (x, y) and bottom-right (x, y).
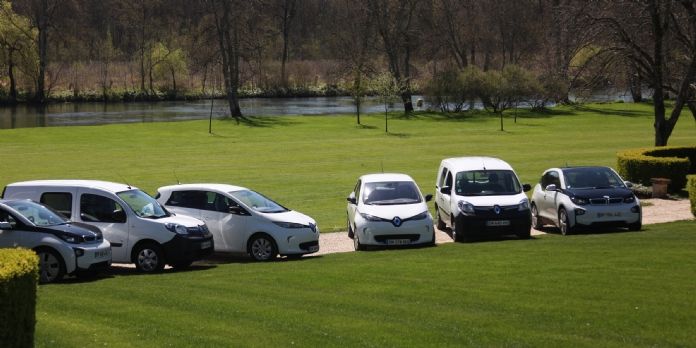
top-left (545, 184), bottom-right (557, 192)
top-left (347, 192), bottom-right (357, 205)
top-left (0, 221), bottom-right (12, 230)
top-left (439, 186), bottom-right (451, 195)
top-left (229, 205), bottom-right (248, 215)
top-left (522, 184), bottom-right (532, 192)
top-left (425, 194), bottom-right (433, 202)
top-left (112, 210), bottom-right (127, 223)
top-left (624, 181), bottom-right (633, 188)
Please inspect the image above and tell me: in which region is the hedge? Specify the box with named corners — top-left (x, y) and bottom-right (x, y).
top-left (617, 146), bottom-right (696, 192)
top-left (0, 248), bottom-right (38, 348)
top-left (688, 175), bottom-right (696, 217)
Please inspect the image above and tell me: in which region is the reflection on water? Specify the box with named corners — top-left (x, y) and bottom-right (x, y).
top-left (0, 96), bottom-right (412, 129)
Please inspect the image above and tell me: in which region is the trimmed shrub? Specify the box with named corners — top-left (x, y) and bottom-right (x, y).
top-left (617, 146), bottom-right (696, 192)
top-left (688, 175), bottom-right (696, 217)
top-left (0, 248), bottom-right (38, 348)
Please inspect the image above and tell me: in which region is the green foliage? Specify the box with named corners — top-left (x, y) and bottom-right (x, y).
top-left (688, 175), bottom-right (696, 217)
top-left (424, 66), bottom-right (465, 112)
top-left (0, 1), bottom-right (39, 94)
top-left (32, 221), bottom-right (696, 346)
top-left (617, 146), bottom-right (696, 192)
top-left (151, 42), bottom-right (188, 92)
top-left (0, 248), bottom-right (38, 348)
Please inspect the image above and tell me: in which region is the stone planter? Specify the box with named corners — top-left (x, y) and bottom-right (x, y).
top-left (650, 177), bottom-right (671, 198)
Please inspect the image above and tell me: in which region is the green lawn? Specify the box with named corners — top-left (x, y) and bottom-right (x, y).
top-left (34, 221), bottom-right (696, 347)
top-left (1, 102), bottom-right (694, 231)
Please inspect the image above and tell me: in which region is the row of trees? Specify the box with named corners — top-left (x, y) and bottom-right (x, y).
top-left (0, 0), bottom-right (695, 145)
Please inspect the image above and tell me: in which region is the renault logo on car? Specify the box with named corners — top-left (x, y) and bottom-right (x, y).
top-left (392, 216), bottom-right (402, 227)
top-left (494, 205), bottom-right (501, 215)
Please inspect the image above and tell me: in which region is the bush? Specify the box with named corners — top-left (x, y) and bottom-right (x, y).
top-left (0, 248), bottom-right (38, 348)
top-left (688, 175), bottom-right (696, 217)
top-left (617, 146), bottom-right (696, 192)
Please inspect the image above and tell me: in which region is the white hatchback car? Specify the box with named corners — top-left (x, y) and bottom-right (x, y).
top-left (346, 173), bottom-right (435, 250)
top-left (530, 166), bottom-right (641, 235)
top-left (0, 199), bottom-right (112, 283)
top-left (156, 184), bottom-right (319, 261)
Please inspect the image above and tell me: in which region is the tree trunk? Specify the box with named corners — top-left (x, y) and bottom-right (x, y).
top-left (35, 0), bottom-right (48, 103)
top-left (401, 92), bottom-right (413, 113)
top-left (8, 54), bottom-right (17, 104)
top-left (171, 68), bottom-right (177, 94)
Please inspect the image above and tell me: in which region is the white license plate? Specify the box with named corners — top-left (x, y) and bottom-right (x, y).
top-left (387, 239), bottom-right (410, 245)
top-left (309, 245), bottom-right (319, 252)
top-left (201, 240), bottom-right (212, 249)
top-left (597, 212), bottom-right (622, 218)
top-left (486, 220), bottom-right (511, 227)
top-left (94, 249), bottom-right (110, 259)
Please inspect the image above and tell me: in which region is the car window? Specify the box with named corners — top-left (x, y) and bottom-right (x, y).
top-left (117, 190), bottom-right (169, 219)
top-left (166, 190), bottom-right (208, 209)
top-left (362, 181), bottom-right (422, 205)
top-left (0, 209), bottom-right (18, 229)
top-left (438, 168), bottom-right (449, 187)
top-left (353, 180), bottom-right (361, 201)
top-left (6, 200), bottom-right (68, 226)
top-left (455, 170), bottom-right (522, 196)
top-left (206, 192), bottom-right (236, 213)
top-left (229, 190), bottom-right (288, 213)
top-left (562, 167), bottom-right (625, 189)
top-left (80, 194), bottom-right (126, 223)
top-left (40, 192), bottom-right (72, 218)
top-left (445, 171), bottom-right (453, 188)
top-left (541, 171), bottom-right (560, 189)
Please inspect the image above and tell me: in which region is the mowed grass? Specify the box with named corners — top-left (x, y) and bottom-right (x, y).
top-left (35, 221), bottom-right (696, 347)
top-left (1, 102), bottom-right (694, 231)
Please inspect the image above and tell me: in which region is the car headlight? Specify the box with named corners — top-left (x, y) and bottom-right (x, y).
top-left (570, 196), bottom-right (589, 205)
top-left (59, 234), bottom-right (81, 244)
top-left (409, 211), bottom-right (429, 220)
top-left (518, 199), bottom-right (530, 211)
top-left (359, 212), bottom-right (383, 221)
top-left (457, 201), bottom-right (475, 215)
top-left (165, 223), bottom-right (189, 235)
top-left (272, 221), bottom-right (306, 229)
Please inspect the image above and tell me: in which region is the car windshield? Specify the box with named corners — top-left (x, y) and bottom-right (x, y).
top-left (562, 167), bottom-right (626, 189)
top-left (117, 189), bottom-right (169, 218)
top-left (6, 200), bottom-right (69, 227)
top-left (362, 181), bottom-right (422, 205)
top-left (455, 170), bottom-right (522, 196)
top-left (229, 190), bottom-right (288, 213)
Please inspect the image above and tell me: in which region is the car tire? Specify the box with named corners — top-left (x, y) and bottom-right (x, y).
top-left (435, 205), bottom-right (446, 230)
top-left (558, 208), bottom-right (573, 236)
top-left (35, 248), bottom-right (65, 284)
top-left (531, 203), bottom-right (543, 230)
top-left (347, 215), bottom-right (354, 239)
top-left (133, 243), bottom-right (165, 273)
top-left (628, 221), bottom-right (642, 231)
top-left (248, 234), bottom-right (278, 261)
top-left (429, 229), bottom-right (437, 246)
top-left (354, 233), bottom-right (365, 251)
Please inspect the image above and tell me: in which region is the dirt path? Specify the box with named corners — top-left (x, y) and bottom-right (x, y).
top-left (315, 198), bottom-right (694, 256)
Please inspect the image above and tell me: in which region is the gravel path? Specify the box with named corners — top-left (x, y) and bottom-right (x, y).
top-left (315, 198), bottom-right (694, 256)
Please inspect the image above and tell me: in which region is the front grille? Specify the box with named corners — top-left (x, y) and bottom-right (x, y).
top-left (299, 240), bottom-right (319, 250)
top-left (186, 225), bottom-right (209, 235)
top-left (374, 234), bottom-right (420, 242)
top-left (590, 197), bottom-right (624, 205)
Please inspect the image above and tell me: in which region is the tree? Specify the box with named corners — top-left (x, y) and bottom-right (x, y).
top-left (371, 72), bottom-right (400, 133)
top-left (151, 42), bottom-right (188, 95)
top-left (0, 1), bottom-right (35, 103)
top-left (268, 0), bottom-right (296, 88)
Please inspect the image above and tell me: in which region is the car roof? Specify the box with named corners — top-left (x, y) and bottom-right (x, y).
top-left (442, 157), bottom-right (513, 171)
top-left (359, 173), bottom-right (416, 183)
top-left (6, 180), bottom-right (137, 192)
top-left (158, 183), bottom-right (248, 193)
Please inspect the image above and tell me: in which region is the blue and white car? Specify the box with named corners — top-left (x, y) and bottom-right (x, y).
top-left (346, 173), bottom-right (435, 250)
top-left (530, 166), bottom-right (642, 235)
top-left (0, 199), bottom-right (111, 283)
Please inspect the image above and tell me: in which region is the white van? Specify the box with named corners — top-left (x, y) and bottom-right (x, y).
top-left (2, 180), bottom-right (214, 272)
top-left (155, 183), bottom-right (319, 261)
top-left (434, 157), bottom-right (532, 242)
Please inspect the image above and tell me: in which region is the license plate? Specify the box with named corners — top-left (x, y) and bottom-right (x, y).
top-left (598, 212), bottom-right (622, 218)
top-left (387, 239), bottom-right (410, 245)
top-left (486, 220), bottom-right (511, 226)
top-left (201, 240), bottom-right (212, 249)
top-left (309, 245), bottom-right (319, 252)
top-left (94, 249), bottom-right (110, 259)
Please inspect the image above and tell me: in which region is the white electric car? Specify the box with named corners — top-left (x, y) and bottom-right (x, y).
top-left (346, 173), bottom-right (435, 250)
top-left (0, 199), bottom-right (112, 283)
top-left (156, 184), bottom-right (319, 261)
top-left (530, 166), bottom-right (641, 235)
top-left (434, 157), bottom-right (532, 242)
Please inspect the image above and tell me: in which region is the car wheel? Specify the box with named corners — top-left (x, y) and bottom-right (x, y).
top-left (531, 203), bottom-right (543, 229)
top-left (558, 208), bottom-right (573, 236)
top-left (133, 243), bottom-right (165, 272)
top-left (429, 229), bottom-right (437, 246)
top-left (347, 215), bottom-right (354, 239)
top-left (36, 248), bottom-right (65, 284)
top-left (353, 233), bottom-right (365, 251)
top-left (451, 215), bottom-right (465, 242)
top-left (435, 206), bottom-right (446, 230)
top-left (249, 234), bottom-right (278, 261)
top-left (628, 221), bottom-right (642, 231)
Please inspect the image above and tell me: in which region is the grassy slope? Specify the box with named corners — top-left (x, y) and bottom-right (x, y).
top-left (34, 221), bottom-right (696, 347)
top-left (1, 103), bottom-right (694, 231)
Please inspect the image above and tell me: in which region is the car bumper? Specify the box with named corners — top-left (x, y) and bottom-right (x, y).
top-left (573, 204), bottom-right (641, 227)
top-left (278, 228), bottom-right (320, 255)
top-left (74, 240), bottom-right (112, 272)
top-left (357, 221), bottom-right (434, 246)
top-left (456, 210), bottom-right (531, 235)
top-left (162, 234), bottom-right (215, 265)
